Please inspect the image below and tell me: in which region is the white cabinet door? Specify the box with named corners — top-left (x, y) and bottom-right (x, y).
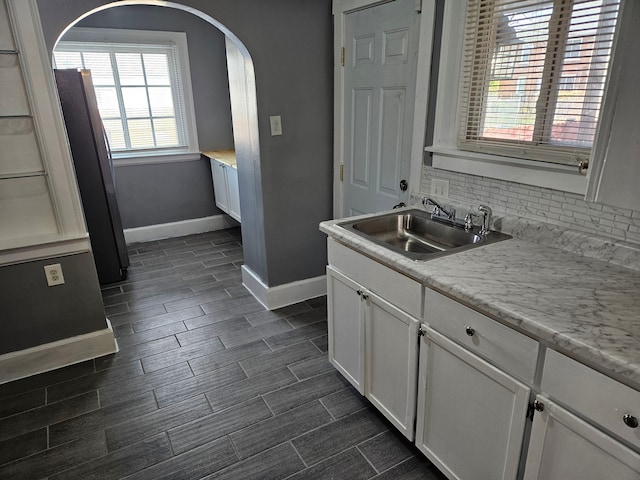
top-left (210, 159), bottom-right (229, 213)
top-left (365, 291), bottom-right (419, 440)
top-left (226, 166), bottom-right (241, 222)
top-left (415, 327), bottom-right (530, 480)
top-left (524, 396), bottom-right (640, 480)
top-left (327, 266), bottom-right (364, 393)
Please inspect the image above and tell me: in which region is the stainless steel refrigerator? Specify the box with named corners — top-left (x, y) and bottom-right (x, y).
top-left (55, 69), bottom-right (129, 284)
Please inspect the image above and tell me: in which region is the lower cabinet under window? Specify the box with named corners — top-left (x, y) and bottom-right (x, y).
top-left (415, 327), bottom-right (530, 480)
top-left (326, 240), bottom-right (640, 480)
top-left (523, 396), bottom-right (640, 480)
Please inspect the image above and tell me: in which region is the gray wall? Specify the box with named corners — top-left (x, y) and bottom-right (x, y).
top-left (69, 5), bottom-right (235, 228)
top-left (39, 0), bottom-right (334, 288)
top-left (115, 161), bottom-right (218, 228)
top-left (0, 253), bottom-right (107, 354)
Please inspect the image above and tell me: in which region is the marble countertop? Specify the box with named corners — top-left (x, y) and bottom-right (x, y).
top-left (320, 212), bottom-right (640, 391)
top-left (202, 149), bottom-right (236, 168)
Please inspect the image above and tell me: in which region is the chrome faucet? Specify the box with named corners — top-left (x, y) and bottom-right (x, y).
top-left (422, 197), bottom-right (455, 220)
top-left (478, 204), bottom-right (492, 235)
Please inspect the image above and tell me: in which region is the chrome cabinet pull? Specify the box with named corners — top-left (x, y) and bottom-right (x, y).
top-left (465, 325), bottom-right (475, 337)
top-left (356, 289), bottom-right (362, 296)
top-left (533, 400), bottom-right (544, 412)
top-left (623, 414), bottom-right (639, 429)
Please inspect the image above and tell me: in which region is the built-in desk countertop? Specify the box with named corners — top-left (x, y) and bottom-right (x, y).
top-left (202, 150), bottom-right (236, 168)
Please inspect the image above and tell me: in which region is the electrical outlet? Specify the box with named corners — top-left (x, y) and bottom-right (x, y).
top-left (431, 179), bottom-right (450, 198)
top-left (269, 115), bottom-right (283, 136)
top-left (44, 263), bottom-right (65, 287)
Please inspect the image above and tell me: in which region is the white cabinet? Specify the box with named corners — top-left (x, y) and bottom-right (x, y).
top-left (210, 159), bottom-right (230, 213)
top-left (327, 260), bottom-right (420, 440)
top-left (225, 164), bottom-right (241, 221)
top-left (327, 266), bottom-right (364, 393)
top-left (524, 396), bottom-right (640, 480)
top-left (365, 282), bottom-right (419, 438)
top-left (424, 288), bottom-right (539, 384)
top-left (326, 237), bottom-right (640, 480)
top-left (415, 327), bottom-right (530, 480)
top-left (209, 154), bottom-right (241, 222)
top-left (1, 1), bottom-right (90, 261)
top-left (522, 349), bottom-right (640, 480)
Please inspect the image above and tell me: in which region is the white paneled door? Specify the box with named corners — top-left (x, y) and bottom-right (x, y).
top-left (343, 0), bottom-right (420, 216)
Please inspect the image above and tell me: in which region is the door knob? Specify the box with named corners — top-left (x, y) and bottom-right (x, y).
top-left (623, 414), bottom-right (639, 428)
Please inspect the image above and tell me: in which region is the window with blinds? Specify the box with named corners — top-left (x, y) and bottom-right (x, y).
top-left (54, 41), bottom-right (190, 155)
top-left (458, 0), bottom-right (620, 166)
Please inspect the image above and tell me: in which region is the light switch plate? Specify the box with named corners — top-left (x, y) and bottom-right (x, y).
top-left (269, 115), bottom-right (283, 136)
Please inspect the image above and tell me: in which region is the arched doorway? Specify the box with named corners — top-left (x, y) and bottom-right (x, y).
top-left (50, 1), bottom-right (264, 291)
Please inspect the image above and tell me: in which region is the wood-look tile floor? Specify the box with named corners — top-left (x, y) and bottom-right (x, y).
top-left (0, 227), bottom-right (446, 480)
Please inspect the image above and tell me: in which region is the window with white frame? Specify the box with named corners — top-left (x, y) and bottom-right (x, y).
top-left (53, 28), bottom-right (198, 157)
top-left (457, 0), bottom-right (620, 166)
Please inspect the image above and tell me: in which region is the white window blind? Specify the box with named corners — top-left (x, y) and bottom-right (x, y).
top-left (54, 41), bottom-right (191, 155)
top-left (458, 0), bottom-right (620, 166)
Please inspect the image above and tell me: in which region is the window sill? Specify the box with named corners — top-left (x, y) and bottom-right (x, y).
top-left (425, 145), bottom-right (587, 195)
top-left (112, 151), bottom-right (203, 167)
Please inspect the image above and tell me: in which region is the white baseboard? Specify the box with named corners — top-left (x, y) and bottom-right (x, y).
top-left (123, 215), bottom-right (236, 244)
top-left (0, 321), bottom-right (118, 385)
top-left (242, 265), bottom-right (327, 310)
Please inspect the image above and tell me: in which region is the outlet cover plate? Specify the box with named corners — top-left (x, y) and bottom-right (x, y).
top-left (44, 263), bottom-right (65, 287)
top-left (431, 179), bottom-right (450, 198)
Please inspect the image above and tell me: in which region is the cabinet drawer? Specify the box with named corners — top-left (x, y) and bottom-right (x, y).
top-left (424, 288), bottom-right (539, 383)
top-left (542, 349), bottom-right (640, 450)
top-left (328, 239), bottom-right (422, 318)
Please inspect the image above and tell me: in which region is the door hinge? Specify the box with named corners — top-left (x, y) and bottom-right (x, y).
top-left (415, 0), bottom-right (422, 13)
top-left (340, 164), bottom-right (344, 181)
top-left (341, 47), bottom-right (345, 67)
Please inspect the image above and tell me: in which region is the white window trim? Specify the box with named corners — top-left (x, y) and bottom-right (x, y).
top-left (427, 0), bottom-right (591, 195)
top-left (56, 27), bottom-right (200, 160)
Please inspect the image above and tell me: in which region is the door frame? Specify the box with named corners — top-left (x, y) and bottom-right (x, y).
top-left (333, 0), bottom-right (436, 218)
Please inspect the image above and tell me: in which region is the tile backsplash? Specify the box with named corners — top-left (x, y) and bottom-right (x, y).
top-left (420, 166), bottom-right (640, 247)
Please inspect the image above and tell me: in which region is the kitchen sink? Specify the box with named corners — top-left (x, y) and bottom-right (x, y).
top-left (339, 209), bottom-right (511, 260)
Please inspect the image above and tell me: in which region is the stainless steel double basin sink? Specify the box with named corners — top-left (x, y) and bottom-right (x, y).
top-left (339, 208), bottom-right (511, 261)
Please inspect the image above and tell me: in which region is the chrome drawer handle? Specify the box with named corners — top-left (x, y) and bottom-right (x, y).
top-left (623, 414), bottom-right (639, 429)
top-left (465, 325), bottom-right (475, 337)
